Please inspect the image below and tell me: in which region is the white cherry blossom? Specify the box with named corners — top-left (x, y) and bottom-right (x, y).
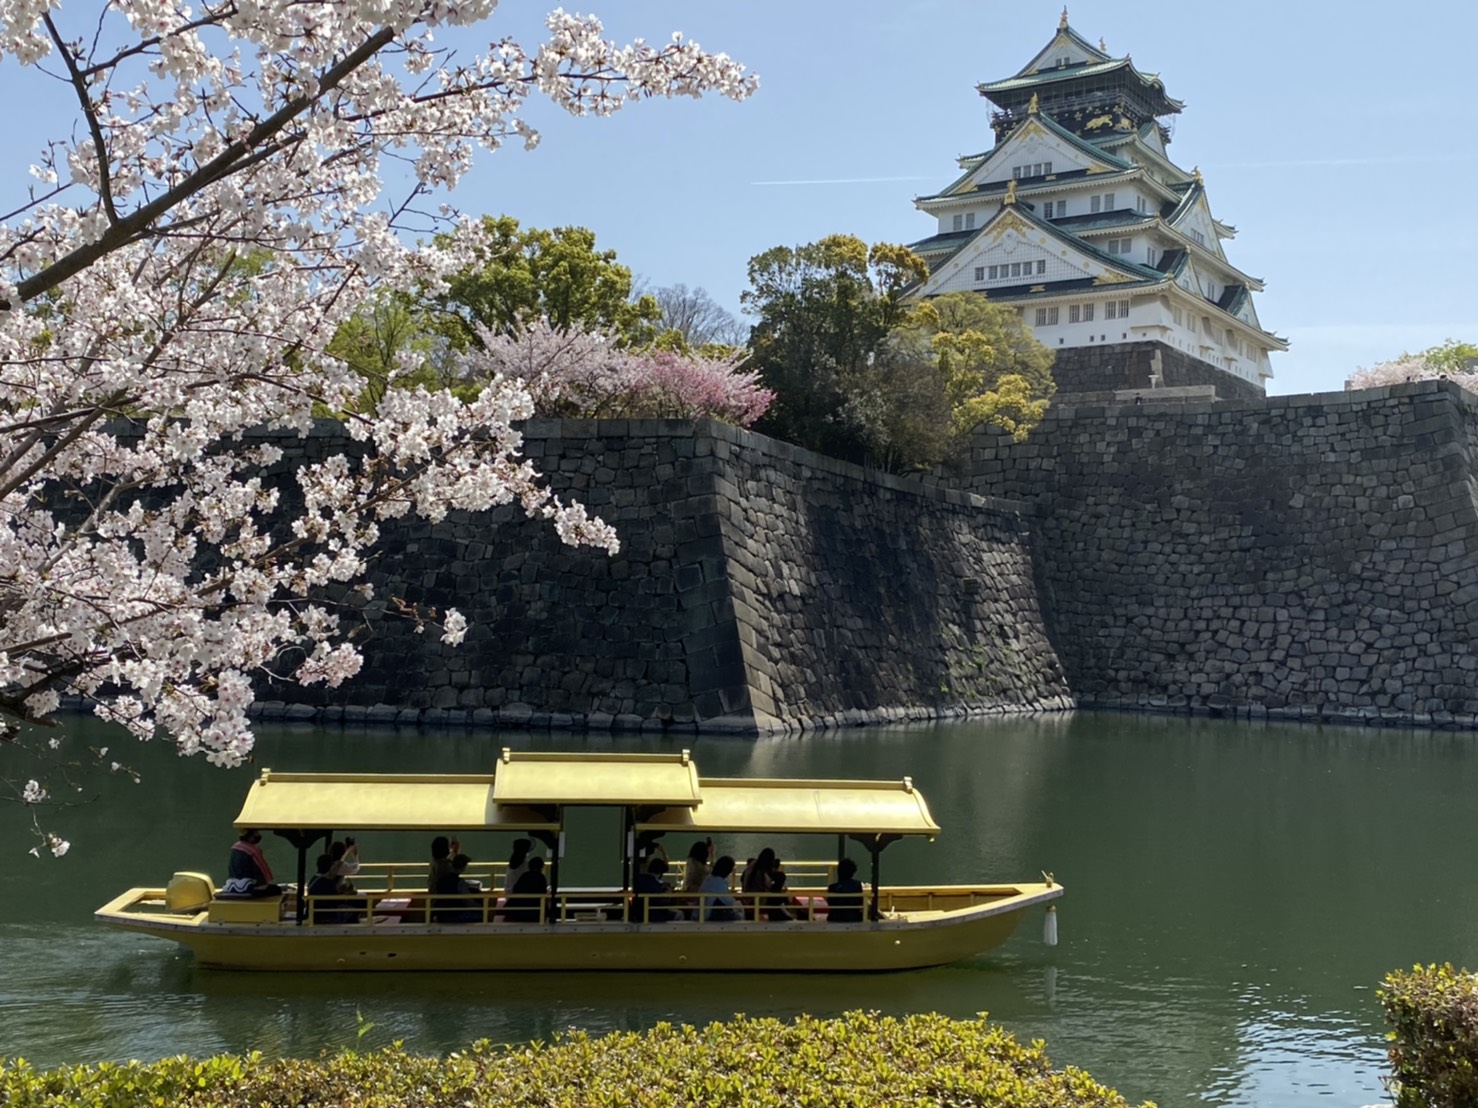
top-left (0, 0), bottom-right (756, 852)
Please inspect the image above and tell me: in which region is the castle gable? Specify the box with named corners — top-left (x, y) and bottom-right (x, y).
top-left (917, 204), bottom-right (1158, 298)
top-left (959, 114), bottom-right (1128, 193)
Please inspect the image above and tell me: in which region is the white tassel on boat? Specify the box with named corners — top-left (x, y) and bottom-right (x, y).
top-left (1043, 905), bottom-right (1059, 946)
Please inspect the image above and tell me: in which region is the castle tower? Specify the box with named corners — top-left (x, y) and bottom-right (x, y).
top-left (906, 11), bottom-right (1286, 398)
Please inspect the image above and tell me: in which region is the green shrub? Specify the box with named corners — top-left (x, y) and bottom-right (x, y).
top-left (1381, 963), bottom-right (1478, 1107)
top-left (0, 1011), bottom-right (1151, 1107)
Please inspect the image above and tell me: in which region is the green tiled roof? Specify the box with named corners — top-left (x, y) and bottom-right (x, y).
top-left (977, 57), bottom-right (1185, 113)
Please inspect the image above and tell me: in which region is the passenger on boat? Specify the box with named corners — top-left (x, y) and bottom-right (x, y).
top-left (504, 856), bottom-right (548, 923)
top-left (328, 838), bottom-right (360, 879)
top-left (681, 838), bottom-right (712, 893)
top-left (427, 835), bottom-right (455, 892)
top-left (767, 865), bottom-right (795, 922)
top-left (825, 858), bottom-right (865, 923)
top-left (433, 853), bottom-right (484, 923)
top-left (633, 857), bottom-right (676, 923)
top-left (222, 829), bottom-right (282, 897)
top-left (307, 852), bottom-right (363, 923)
top-left (699, 856), bottom-right (742, 922)
top-left (741, 847), bottom-right (789, 921)
top-left (503, 837), bottom-right (535, 894)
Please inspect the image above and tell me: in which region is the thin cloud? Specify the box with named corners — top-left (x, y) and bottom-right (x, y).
top-left (751, 175), bottom-right (933, 186)
top-left (1209, 155), bottom-right (1478, 170)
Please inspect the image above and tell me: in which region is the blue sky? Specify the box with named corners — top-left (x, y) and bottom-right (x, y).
top-left (5, 0), bottom-right (1474, 395)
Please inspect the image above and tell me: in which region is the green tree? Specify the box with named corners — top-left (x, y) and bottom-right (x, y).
top-left (743, 234), bottom-right (928, 463)
top-left (325, 293), bottom-right (447, 411)
top-left (909, 291), bottom-right (1056, 441)
top-left (432, 216), bottom-right (661, 350)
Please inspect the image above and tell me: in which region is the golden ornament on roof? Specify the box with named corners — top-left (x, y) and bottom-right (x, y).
top-left (1059, 7), bottom-right (1069, 30)
top-left (1028, 93), bottom-right (1040, 115)
top-left (1004, 179), bottom-right (1018, 206)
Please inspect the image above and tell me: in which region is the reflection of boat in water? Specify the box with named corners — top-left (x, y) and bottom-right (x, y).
top-left (96, 749), bottom-right (1061, 972)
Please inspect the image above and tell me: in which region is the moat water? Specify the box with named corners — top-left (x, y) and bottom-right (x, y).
top-left (4, 711), bottom-right (1472, 1106)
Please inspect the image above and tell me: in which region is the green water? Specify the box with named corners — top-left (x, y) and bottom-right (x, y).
top-left (4, 712), bottom-right (1473, 1106)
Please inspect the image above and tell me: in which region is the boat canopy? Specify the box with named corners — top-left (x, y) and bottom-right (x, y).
top-left (231, 753), bottom-right (938, 839)
top-left (491, 748), bottom-right (702, 807)
top-left (635, 778), bottom-right (940, 838)
top-left (232, 772), bottom-right (560, 833)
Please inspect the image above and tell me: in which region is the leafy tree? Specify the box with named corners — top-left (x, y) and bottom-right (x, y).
top-left (909, 292), bottom-right (1056, 441)
top-left (431, 217), bottom-right (662, 352)
top-left (325, 294), bottom-right (448, 411)
top-left (743, 235), bottom-right (928, 463)
top-left (0, 0), bottom-right (755, 853)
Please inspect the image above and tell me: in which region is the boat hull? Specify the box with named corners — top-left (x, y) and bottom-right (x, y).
top-left (96, 883), bottom-right (1062, 972)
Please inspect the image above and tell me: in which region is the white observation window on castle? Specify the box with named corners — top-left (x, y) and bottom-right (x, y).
top-left (965, 212), bottom-right (975, 229)
top-left (974, 266), bottom-right (985, 282)
top-left (1104, 192), bottom-right (1115, 210)
top-left (952, 214), bottom-right (963, 231)
top-left (1037, 260), bottom-right (1047, 275)
top-left (1069, 304), bottom-right (1081, 324)
top-left (1035, 306), bottom-right (1060, 326)
top-left (1091, 196), bottom-right (1101, 214)
top-left (988, 265), bottom-right (999, 279)
top-left (1083, 303), bottom-right (1095, 322)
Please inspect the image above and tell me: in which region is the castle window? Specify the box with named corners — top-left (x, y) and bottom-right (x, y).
top-left (974, 267), bottom-right (985, 282)
top-left (1037, 259), bottom-right (1047, 275)
top-left (1044, 201), bottom-right (1055, 218)
top-left (988, 265), bottom-right (999, 279)
top-left (1069, 305), bottom-right (1081, 324)
top-left (952, 214), bottom-right (963, 231)
top-left (1083, 303), bottom-right (1095, 322)
top-left (1106, 301), bottom-right (1119, 320)
top-left (965, 211), bottom-right (976, 229)
top-left (1104, 192), bottom-right (1115, 210)
top-left (1106, 237), bottom-right (1133, 255)
top-left (1056, 198), bottom-right (1068, 216)
top-left (1034, 306), bottom-right (1060, 326)
top-left (1043, 161), bottom-right (1053, 175)
top-left (1010, 262), bottom-right (1023, 277)
top-left (1091, 195), bottom-right (1101, 214)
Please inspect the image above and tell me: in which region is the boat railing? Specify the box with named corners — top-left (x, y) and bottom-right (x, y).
top-left (297, 883), bottom-right (891, 926)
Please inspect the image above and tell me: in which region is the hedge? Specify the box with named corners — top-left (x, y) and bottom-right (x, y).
top-left (1381, 964), bottom-right (1478, 1108)
top-left (0, 1010), bottom-right (1152, 1107)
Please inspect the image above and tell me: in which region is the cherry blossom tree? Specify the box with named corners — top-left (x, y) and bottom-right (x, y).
top-left (465, 319), bottom-right (772, 426)
top-left (0, 0), bottom-right (756, 853)
top-left (1346, 340), bottom-right (1478, 391)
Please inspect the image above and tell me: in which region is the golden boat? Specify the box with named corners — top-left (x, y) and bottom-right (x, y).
top-left (96, 749), bottom-right (1062, 972)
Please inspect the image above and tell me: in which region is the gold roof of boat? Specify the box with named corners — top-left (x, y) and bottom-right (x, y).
top-left (635, 778), bottom-right (940, 838)
top-left (232, 752), bottom-right (937, 837)
top-left (233, 772), bottom-right (559, 833)
top-left (491, 748), bottom-right (702, 807)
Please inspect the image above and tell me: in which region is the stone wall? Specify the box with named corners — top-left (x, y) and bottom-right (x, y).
top-left (959, 380), bottom-right (1478, 727)
top-left (255, 419), bottom-right (1071, 732)
top-left (1050, 340), bottom-right (1265, 401)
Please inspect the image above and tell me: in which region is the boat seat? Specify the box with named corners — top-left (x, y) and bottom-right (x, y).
top-left (207, 894), bottom-right (284, 923)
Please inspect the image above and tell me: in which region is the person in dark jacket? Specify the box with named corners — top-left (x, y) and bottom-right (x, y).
top-left (504, 856), bottom-right (549, 923)
top-left (825, 858), bottom-right (865, 923)
top-left (633, 856), bottom-right (676, 923)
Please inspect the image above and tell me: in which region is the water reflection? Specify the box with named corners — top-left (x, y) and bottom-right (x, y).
top-left (2, 712), bottom-right (1468, 1105)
